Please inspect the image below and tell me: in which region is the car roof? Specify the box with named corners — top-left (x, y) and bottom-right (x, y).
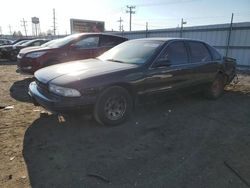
top-left (132, 37), bottom-right (206, 43)
top-left (72, 32), bottom-right (128, 39)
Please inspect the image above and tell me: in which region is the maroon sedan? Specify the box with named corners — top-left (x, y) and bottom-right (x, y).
top-left (17, 33), bottom-right (127, 73)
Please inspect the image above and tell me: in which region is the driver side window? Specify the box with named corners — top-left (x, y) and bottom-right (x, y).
top-left (158, 41), bottom-right (188, 66)
top-left (75, 36), bottom-right (99, 49)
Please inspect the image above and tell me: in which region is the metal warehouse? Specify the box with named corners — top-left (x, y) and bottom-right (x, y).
top-left (109, 22), bottom-right (250, 67)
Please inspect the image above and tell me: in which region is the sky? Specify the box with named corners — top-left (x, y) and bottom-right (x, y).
top-left (0, 0), bottom-right (250, 35)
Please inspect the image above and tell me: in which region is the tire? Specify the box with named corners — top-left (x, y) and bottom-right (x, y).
top-left (94, 86), bottom-right (132, 126)
top-left (206, 74), bottom-right (225, 99)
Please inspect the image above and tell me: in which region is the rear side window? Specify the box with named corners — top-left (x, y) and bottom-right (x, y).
top-left (159, 41), bottom-right (188, 65)
top-left (33, 41), bottom-right (41, 46)
top-left (100, 36), bottom-right (126, 47)
top-left (207, 45), bottom-right (222, 60)
top-left (188, 41), bottom-right (212, 63)
top-left (75, 36), bottom-right (99, 49)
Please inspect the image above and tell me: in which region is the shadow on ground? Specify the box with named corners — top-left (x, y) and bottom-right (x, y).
top-left (0, 59), bottom-right (17, 65)
top-left (10, 77), bottom-right (35, 103)
top-left (23, 91), bottom-right (250, 187)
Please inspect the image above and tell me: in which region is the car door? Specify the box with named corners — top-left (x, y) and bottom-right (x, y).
top-left (68, 36), bottom-right (100, 61)
top-left (186, 41), bottom-right (215, 85)
top-left (141, 41), bottom-right (196, 95)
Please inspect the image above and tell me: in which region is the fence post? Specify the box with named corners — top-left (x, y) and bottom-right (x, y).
top-left (226, 13), bottom-right (234, 57)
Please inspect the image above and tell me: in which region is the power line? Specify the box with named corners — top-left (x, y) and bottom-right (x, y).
top-left (21, 18), bottom-right (28, 36)
top-left (126, 5), bottom-right (136, 31)
top-left (136, 0), bottom-right (199, 7)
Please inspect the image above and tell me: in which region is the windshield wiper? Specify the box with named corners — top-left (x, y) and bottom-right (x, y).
top-left (106, 59), bottom-right (125, 63)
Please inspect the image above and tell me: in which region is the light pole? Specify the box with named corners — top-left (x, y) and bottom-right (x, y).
top-left (180, 18), bottom-right (187, 38)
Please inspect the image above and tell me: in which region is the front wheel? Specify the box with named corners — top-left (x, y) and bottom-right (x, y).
top-left (94, 86), bottom-right (132, 126)
top-left (206, 74), bottom-right (225, 99)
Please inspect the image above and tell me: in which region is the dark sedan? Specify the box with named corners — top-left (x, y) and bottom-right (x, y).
top-left (17, 33), bottom-right (128, 73)
top-left (0, 40), bottom-right (29, 59)
top-left (29, 38), bottom-right (236, 125)
top-left (0, 39), bottom-right (13, 46)
top-left (1, 39), bottom-right (49, 61)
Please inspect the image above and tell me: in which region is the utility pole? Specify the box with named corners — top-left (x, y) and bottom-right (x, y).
top-left (53, 8), bottom-right (56, 36)
top-left (126, 5), bottom-right (136, 31)
top-left (180, 18), bottom-right (187, 38)
top-left (146, 22), bottom-right (148, 38)
top-left (0, 26), bottom-right (2, 35)
top-left (117, 17), bottom-right (123, 32)
top-left (21, 18), bottom-right (28, 36)
top-left (9, 25), bottom-right (12, 35)
top-left (35, 24), bottom-right (38, 36)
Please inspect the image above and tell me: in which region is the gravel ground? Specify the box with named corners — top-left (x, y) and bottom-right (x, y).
top-left (0, 60), bottom-right (250, 188)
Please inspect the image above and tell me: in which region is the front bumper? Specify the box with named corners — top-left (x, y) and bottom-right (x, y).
top-left (28, 81), bottom-right (96, 113)
top-left (16, 66), bottom-right (34, 75)
top-left (17, 57), bottom-right (40, 74)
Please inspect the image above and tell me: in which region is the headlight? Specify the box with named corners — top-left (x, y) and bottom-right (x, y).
top-left (49, 84), bottom-right (81, 97)
top-left (26, 51), bottom-right (46, 58)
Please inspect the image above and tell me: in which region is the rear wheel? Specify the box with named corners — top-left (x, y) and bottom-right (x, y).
top-left (94, 86), bottom-right (132, 126)
top-left (206, 74), bottom-right (225, 99)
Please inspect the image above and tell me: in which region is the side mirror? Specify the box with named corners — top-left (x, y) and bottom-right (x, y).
top-left (70, 43), bottom-right (77, 49)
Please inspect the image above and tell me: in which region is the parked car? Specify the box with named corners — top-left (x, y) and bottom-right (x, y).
top-left (17, 33), bottom-right (128, 73)
top-left (1, 39), bottom-right (49, 61)
top-left (0, 39), bottom-right (13, 46)
top-left (29, 38), bottom-right (236, 125)
top-left (11, 38), bottom-right (36, 45)
top-left (0, 40), bottom-right (29, 59)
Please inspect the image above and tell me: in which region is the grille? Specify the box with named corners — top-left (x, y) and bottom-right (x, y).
top-left (36, 79), bottom-right (48, 93)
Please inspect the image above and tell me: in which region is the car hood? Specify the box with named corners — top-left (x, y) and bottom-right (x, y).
top-left (19, 46), bottom-right (52, 54)
top-left (19, 46), bottom-right (40, 52)
top-left (0, 45), bottom-right (13, 50)
top-left (35, 59), bottom-right (138, 85)
top-left (15, 45), bottom-right (27, 49)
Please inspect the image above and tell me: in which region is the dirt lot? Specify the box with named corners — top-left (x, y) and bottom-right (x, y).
top-left (0, 60), bottom-right (250, 188)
